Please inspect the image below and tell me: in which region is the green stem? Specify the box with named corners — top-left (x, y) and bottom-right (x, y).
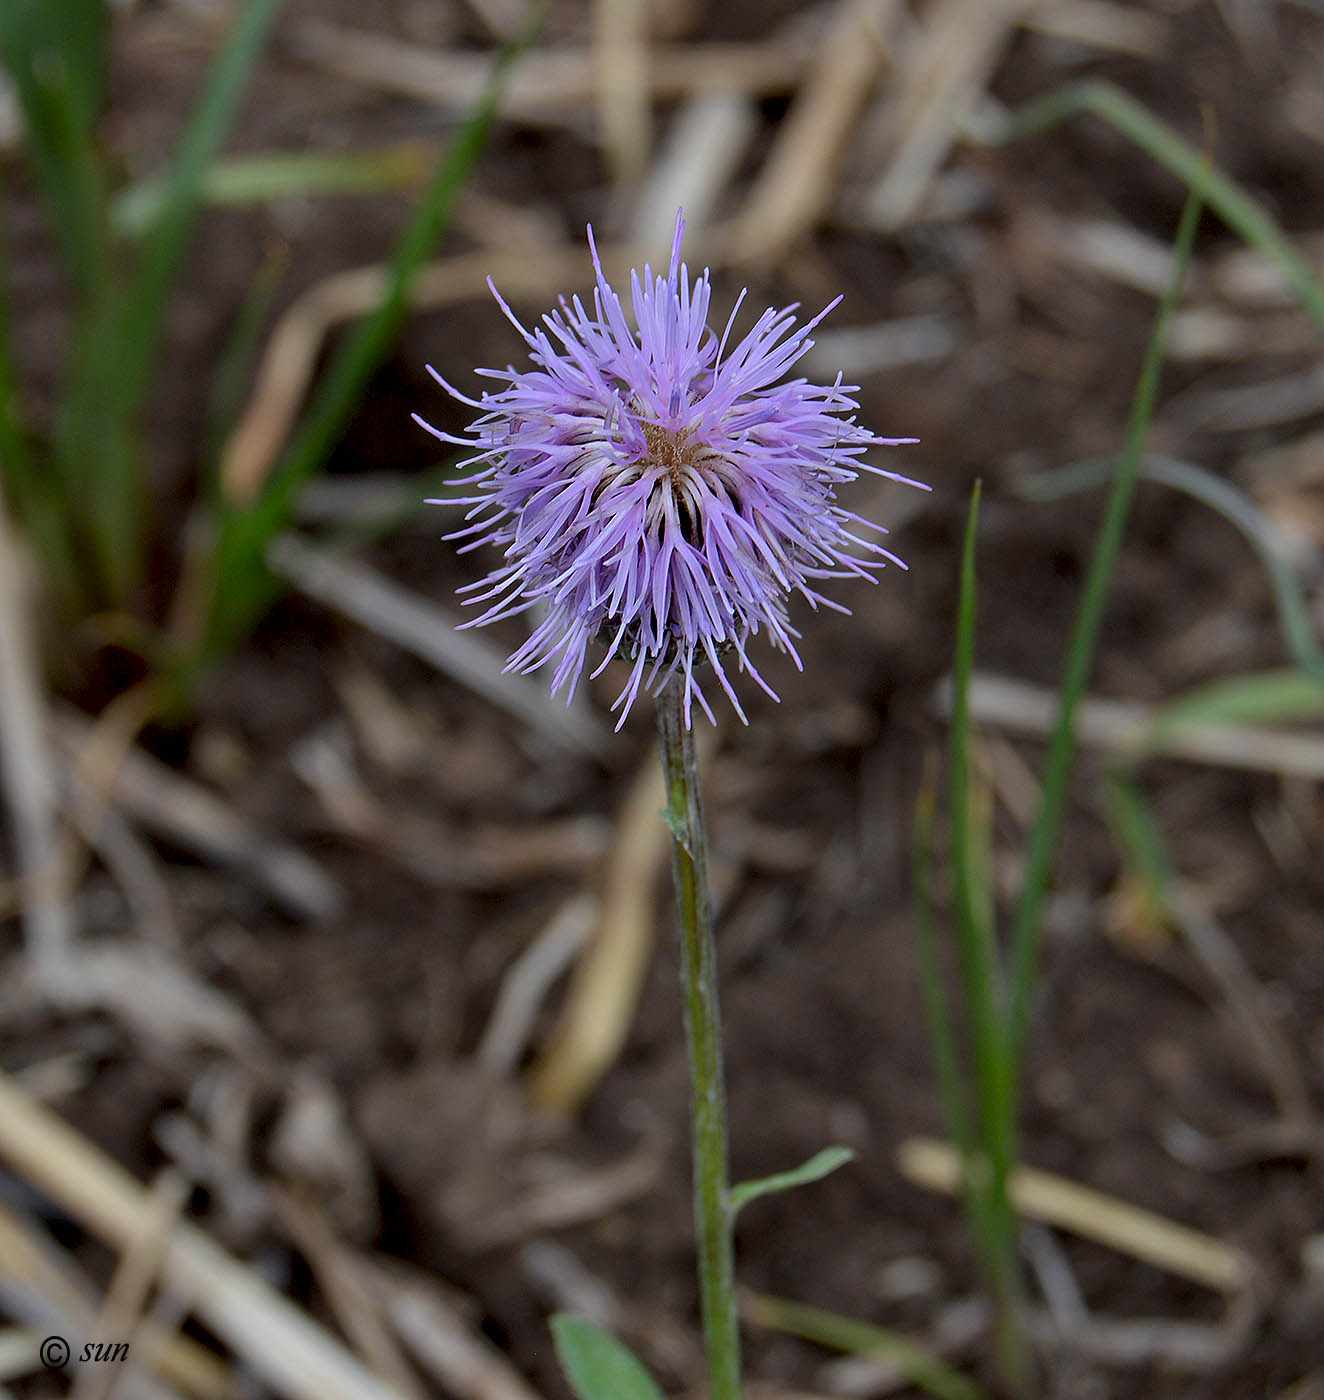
top-left (656, 677), bottom-right (741, 1400)
top-left (948, 483), bottom-right (1032, 1396)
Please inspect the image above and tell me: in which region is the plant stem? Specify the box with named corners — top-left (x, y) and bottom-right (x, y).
top-left (656, 676), bottom-right (741, 1400)
top-left (947, 483), bottom-right (1033, 1397)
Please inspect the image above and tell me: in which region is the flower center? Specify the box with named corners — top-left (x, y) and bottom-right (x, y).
top-left (640, 421), bottom-right (710, 546)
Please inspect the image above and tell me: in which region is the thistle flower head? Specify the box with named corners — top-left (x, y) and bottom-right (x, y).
top-left (415, 211), bottom-right (924, 728)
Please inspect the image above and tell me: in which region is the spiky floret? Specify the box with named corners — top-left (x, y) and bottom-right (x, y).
top-left (414, 211), bottom-right (924, 728)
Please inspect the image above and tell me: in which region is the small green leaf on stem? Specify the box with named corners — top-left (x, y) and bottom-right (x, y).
top-left (550, 1316), bottom-right (666, 1400)
top-left (660, 804), bottom-right (689, 848)
top-left (729, 1145), bottom-right (855, 1217)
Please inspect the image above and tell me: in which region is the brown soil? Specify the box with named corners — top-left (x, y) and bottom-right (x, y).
top-left (4, 2), bottom-right (1324, 1398)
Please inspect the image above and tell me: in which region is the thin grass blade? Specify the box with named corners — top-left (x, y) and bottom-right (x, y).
top-left (113, 0), bottom-right (287, 409)
top-left (995, 80), bottom-right (1324, 339)
top-left (0, 0), bottom-right (110, 298)
top-left (1018, 454), bottom-right (1324, 683)
top-left (912, 750), bottom-right (974, 1159)
top-left (199, 1), bottom-right (549, 663)
top-left (742, 1292), bottom-right (989, 1400)
top-left (945, 478), bottom-right (1026, 1387)
top-left (49, 0), bottom-right (285, 607)
top-left (1104, 774), bottom-right (1177, 927)
top-left (1005, 158), bottom-right (1211, 1075)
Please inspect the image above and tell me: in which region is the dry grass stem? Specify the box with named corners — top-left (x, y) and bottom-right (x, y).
top-left (478, 896), bottom-right (597, 1077)
top-left (0, 1329), bottom-right (44, 1387)
top-left (0, 1070), bottom-right (413, 1400)
top-left (1210, 232), bottom-right (1324, 308)
top-left (363, 1263), bottom-right (546, 1400)
top-left (594, 0), bottom-right (650, 185)
top-left (0, 1201), bottom-right (104, 1372)
top-left (1168, 306), bottom-right (1320, 362)
top-left (970, 733), bottom-right (1042, 829)
top-left (267, 533), bottom-right (614, 758)
top-left (897, 1137), bottom-right (1254, 1294)
top-left (942, 672), bottom-right (1324, 779)
top-left (1171, 893), bottom-right (1314, 1123)
top-left (1024, 1223), bottom-right (1255, 1370)
top-left (799, 314), bottom-right (959, 377)
top-left (334, 663), bottom-right (429, 776)
top-left (51, 708), bottom-right (343, 920)
top-left (0, 500), bottom-right (74, 968)
top-left (0, 1198), bottom-right (233, 1399)
top-left (528, 741), bottom-right (693, 1114)
top-left (730, 0), bottom-right (899, 267)
top-left (518, 1238), bottom-right (624, 1331)
top-left (71, 1171), bottom-right (189, 1400)
top-left (630, 94), bottom-right (758, 259)
top-left (1169, 363), bottom-right (1324, 433)
top-left (287, 21), bottom-right (804, 119)
top-left (290, 722), bottom-right (610, 886)
top-left (62, 767), bottom-right (179, 949)
top-left (220, 244), bottom-right (644, 506)
top-left (445, 1141), bottom-right (663, 1251)
top-left (862, 0), bottom-right (1043, 232)
top-left (33, 944), bottom-right (261, 1058)
top-left (1022, 0), bottom-right (1168, 57)
top-left (1014, 210), bottom-right (1183, 299)
top-left (271, 1188), bottom-right (427, 1400)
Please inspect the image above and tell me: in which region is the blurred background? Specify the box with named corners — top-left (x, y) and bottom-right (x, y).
top-left (0, 0), bottom-right (1322, 1396)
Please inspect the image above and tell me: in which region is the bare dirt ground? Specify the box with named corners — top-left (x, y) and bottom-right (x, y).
top-left (4, 2), bottom-right (1324, 1397)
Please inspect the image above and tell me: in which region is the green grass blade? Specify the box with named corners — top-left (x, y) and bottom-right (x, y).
top-left (0, 181), bottom-right (35, 494)
top-left (912, 753), bottom-right (974, 1159)
top-left (0, 321), bottom-right (75, 609)
top-left (945, 479), bottom-right (1026, 1381)
top-left (946, 481), bottom-right (1011, 1173)
top-left (0, 170), bottom-right (82, 607)
top-left (112, 0), bottom-right (287, 423)
top-left (1104, 774), bottom-right (1177, 926)
top-left (995, 80), bottom-right (1324, 339)
top-left (202, 246), bottom-right (289, 471)
top-left (0, 0), bottom-right (110, 298)
top-left (914, 748), bottom-right (1004, 1288)
top-left (1005, 159), bottom-right (1210, 1075)
top-left (48, 0), bottom-right (284, 607)
top-left (1018, 454), bottom-right (1324, 682)
top-left (200, 2), bottom-right (549, 662)
top-left (948, 483), bottom-right (1002, 1013)
top-left (742, 1293), bottom-right (989, 1400)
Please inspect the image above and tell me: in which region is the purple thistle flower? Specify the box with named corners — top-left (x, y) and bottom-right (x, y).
top-left (414, 211), bottom-right (925, 729)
